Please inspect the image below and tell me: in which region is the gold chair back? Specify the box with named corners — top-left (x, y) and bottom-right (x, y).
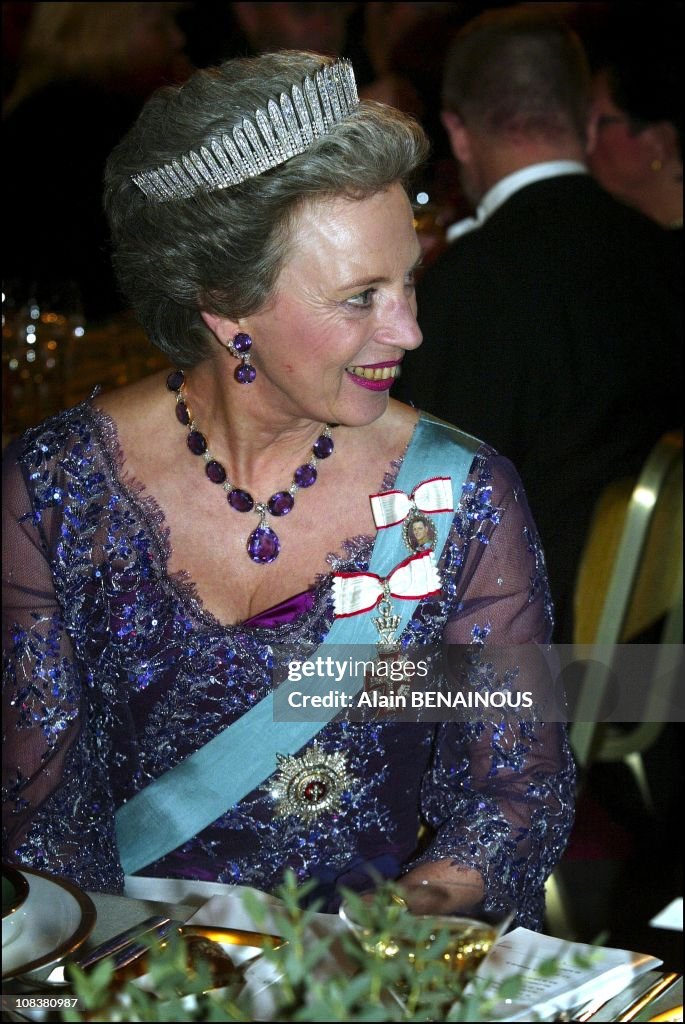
top-left (569, 429), bottom-right (683, 773)
top-left (574, 432), bottom-right (683, 645)
top-left (546, 432), bottom-right (682, 938)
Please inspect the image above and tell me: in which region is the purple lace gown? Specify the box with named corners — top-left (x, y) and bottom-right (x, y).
top-left (2, 400), bottom-right (575, 929)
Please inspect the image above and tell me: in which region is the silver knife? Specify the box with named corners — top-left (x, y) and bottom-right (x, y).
top-left (46, 915), bottom-right (175, 984)
top-left (44, 918), bottom-right (283, 985)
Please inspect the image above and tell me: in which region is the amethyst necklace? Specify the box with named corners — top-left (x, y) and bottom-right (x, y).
top-left (166, 370), bottom-right (335, 564)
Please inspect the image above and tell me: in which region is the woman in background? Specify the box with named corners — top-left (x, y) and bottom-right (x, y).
top-left (587, 5), bottom-right (683, 233)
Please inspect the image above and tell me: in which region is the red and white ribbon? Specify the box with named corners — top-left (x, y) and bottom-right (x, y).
top-left (332, 551), bottom-right (442, 618)
top-left (370, 477), bottom-right (453, 529)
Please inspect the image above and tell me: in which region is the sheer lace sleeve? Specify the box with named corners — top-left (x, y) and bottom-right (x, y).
top-left (2, 440), bottom-right (123, 891)
top-left (411, 451), bottom-right (575, 929)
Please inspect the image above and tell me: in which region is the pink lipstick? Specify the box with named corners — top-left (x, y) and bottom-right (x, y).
top-left (345, 361), bottom-right (402, 391)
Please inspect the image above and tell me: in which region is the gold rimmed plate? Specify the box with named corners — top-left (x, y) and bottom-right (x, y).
top-left (2, 865), bottom-right (96, 980)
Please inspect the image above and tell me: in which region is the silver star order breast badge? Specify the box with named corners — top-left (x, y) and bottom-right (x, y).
top-left (270, 743), bottom-right (353, 824)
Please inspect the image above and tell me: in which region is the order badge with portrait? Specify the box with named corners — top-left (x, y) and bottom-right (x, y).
top-left (402, 511), bottom-right (437, 553)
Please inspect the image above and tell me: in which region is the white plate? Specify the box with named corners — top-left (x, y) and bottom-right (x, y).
top-left (1, 866), bottom-right (96, 980)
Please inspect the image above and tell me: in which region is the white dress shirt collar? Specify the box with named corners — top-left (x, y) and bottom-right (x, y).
top-left (446, 160), bottom-right (588, 243)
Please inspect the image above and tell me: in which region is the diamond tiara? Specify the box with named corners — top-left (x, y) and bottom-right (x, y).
top-left (132, 58), bottom-right (359, 203)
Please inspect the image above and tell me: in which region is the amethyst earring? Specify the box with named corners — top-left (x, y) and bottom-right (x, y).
top-left (228, 331), bottom-right (256, 384)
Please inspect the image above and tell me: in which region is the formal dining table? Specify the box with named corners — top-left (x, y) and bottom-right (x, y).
top-left (4, 878), bottom-right (681, 1024)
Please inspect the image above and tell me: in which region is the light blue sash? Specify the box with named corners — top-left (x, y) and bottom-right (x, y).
top-left (116, 414), bottom-right (479, 873)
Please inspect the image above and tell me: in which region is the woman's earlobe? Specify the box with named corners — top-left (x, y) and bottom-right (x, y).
top-left (200, 309), bottom-right (230, 340)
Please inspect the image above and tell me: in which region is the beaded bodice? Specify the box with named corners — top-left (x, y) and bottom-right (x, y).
top-left (2, 399), bottom-right (575, 928)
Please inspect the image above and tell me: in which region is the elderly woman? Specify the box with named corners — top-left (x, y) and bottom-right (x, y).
top-left (2, 52), bottom-right (574, 929)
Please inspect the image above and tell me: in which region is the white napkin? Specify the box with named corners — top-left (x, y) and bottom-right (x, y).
top-left (650, 897), bottom-right (683, 931)
top-left (187, 887), bottom-right (291, 935)
top-left (184, 885), bottom-right (350, 1021)
top-left (122, 878), bottom-right (354, 1020)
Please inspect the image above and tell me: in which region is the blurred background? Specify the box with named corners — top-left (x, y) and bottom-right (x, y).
top-left (2, 0), bottom-right (682, 972)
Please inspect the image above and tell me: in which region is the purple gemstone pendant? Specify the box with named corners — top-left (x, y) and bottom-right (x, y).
top-left (248, 525), bottom-right (281, 564)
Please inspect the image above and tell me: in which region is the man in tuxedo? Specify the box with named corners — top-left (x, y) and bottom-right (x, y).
top-left (399, 6), bottom-right (682, 642)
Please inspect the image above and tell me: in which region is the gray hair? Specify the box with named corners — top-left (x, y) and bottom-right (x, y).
top-left (104, 51), bottom-right (428, 367)
top-left (442, 7), bottom-right (591, 143)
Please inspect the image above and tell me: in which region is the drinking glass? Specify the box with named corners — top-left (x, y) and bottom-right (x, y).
top-left (339, 879), bottom-right (513, 984)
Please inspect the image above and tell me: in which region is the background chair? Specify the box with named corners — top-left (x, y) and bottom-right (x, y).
top-left (570, 429), bottom-right (683, 782)
top-left (545, 430), bottom-right (682, 940)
